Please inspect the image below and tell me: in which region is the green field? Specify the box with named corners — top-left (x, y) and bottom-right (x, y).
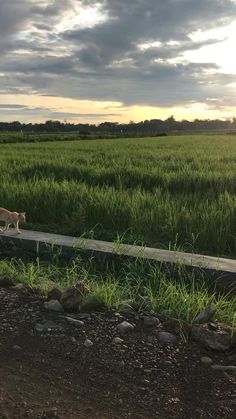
top-left (0, 134), bottom-right (236, 257)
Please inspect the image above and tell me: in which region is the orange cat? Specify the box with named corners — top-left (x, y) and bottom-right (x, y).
top-left (0, 208), bottom-right (26, 234)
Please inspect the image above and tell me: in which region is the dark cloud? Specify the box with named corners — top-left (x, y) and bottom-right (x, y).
top-left (0, 0), bottom-right (71, 39)
top-left (0, 106), bottom-right (50, 118)
top-left (49, 111), bottom-right (121, 118)
top-left (2, 55), bottom-right (77, 75)
top-left (0, 0), bottom-right (29, 38)
top-left (0, 103), bottom-right (121, 122)
top-left (0, 104), bottom-right (26, 109)
top-left (29, 0), bottom-right (73, 17)
top-left (0, 0), bottom-right (236, 117)
top-left (64, 0), bottom-right (236, 65)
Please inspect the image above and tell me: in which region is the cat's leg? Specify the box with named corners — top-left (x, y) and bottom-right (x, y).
top-left (15, 221), bottom-right (21, 234)
top-left (2, 223), bottom-right (11, 233)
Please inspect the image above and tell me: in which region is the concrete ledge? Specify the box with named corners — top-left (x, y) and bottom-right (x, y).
top-left (0, 229), bottom-right (236, 292)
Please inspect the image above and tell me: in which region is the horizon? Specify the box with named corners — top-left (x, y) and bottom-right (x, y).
top-left (0, 114), bottom-right (236, 126)
top-left (0, 0), bottom-right (236, 123)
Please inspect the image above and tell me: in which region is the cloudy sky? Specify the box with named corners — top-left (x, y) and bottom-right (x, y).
top-left (0, 0), bottom-right (236, 123)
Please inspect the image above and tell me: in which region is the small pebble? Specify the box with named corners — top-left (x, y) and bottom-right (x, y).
top-left (116, 321), bottom-right (134, 334)
top-left (44, 300), bottom-right (64, 313)
top-left (65, 317), bottom-right (85, 326)
top-left (84, 339), bottom-right (93, 348)
top-left (13, 345), bottom-right (22, 351)
top-left (201, 356), bottom-right (213, 365)
top-left (113, 337), bottom-right (124, 344)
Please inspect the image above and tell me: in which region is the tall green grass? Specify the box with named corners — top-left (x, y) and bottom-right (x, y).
top-left (1, 256), bottom-right (235, 328)
top-left (0, 135), bottom-right (236, 256)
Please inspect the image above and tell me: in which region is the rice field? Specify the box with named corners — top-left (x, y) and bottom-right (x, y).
top-left (1, 134), bottom-right (236, 257)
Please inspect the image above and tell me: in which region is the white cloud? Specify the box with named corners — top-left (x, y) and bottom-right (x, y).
top-left (55, 2), bottom-right (110, 32)
top-left (185, 20), bottom-right (236, 74)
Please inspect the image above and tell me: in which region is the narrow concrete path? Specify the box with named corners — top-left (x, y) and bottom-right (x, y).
top-left (1, 229), bottom-right (236, 276)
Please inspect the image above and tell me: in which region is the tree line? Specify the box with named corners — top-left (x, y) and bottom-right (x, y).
top-left (1, 116), bottom-right (236, 137)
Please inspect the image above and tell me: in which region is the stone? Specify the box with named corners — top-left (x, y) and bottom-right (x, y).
top-left (162, 318), bottom-right (191, 336)
top-left (79, 295), bottom-right (105, 312)
top-left (76, 313), bottom-right (91, 319)
top-left (0, 276), bottom-right (15, 287)
top-left (13, 345), bottom-right (22, 351)
top-left (116, 321), bottom-right (134, 334)
top-left (44, 300), bottom-right (64, 313)
top-left (191, 323), bottom-right (233, 351)
top-left (201, 356), bottom-right (213, 365)
top-left (65, 317), bottom-right (84, 326)
top-left (211, 364), bottom-right (236, 373)
top-left (84, 339), bottom-right (93, 348)
top-left (35, 321), bottom-right (62, 332)
top-left (114, 312), bottom-right (123, 318)
top-left (41, 408), bottom-right (60, 419)
top-left (143, 316), bottom-right (160, 327)
top-left (208, 322), bottom-right (218, 331)
top-left (118, 303), bottom-right (136, 317)
top-left (155, 331), bottom-right (177, 345)
top-left (117, 360), bottom-right (125, 368)
top-left (113, 337), bottom-right (124, 344)
top-left (48, 288), bottom-right (62, 301)
top-left (193, 304), bottom-right (216, 324)
top-left (61, 282), bottom-right (89, 310)
top-left (14, 283), bottom-right (25, 290)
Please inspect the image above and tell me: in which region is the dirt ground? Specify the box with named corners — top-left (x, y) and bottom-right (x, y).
top-left (0, 284), bottom-right (235, 419)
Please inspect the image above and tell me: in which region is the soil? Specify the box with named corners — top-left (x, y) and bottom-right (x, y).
top-left (0, 285), bottom-right (236, 419)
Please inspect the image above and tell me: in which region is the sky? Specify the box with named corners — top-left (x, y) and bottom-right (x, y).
top-left (0, 0), bottom-right (236, 124)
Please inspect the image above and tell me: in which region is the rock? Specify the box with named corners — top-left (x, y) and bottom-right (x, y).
top-left (117, 360), bottom-right (125, 368)
top-left (170, 397), bottom-right (180, 403)
top-left (65, 317), bottom-right (84, 326)
top-left (44, 300), bottom-right (64, 313)
top-left (13, 345), bottom-right (22, 351)
top-left (144, 369), bottom-right (153, 374)
top-left (193, 304), bottom-right (216, 324)
top-left (40, 407), bottom-right (60, 419)
top-left (79, 295), bottom-right (105, 312)
top-left (162, 318), bottom-right (191, 336)
top-left (48, 288), bottom-right (62, 301)
top-left (201, 356), bottom-right (213, 365)
top-left (61, 282), bottom-right (89, 310)
top-left (35, 321), bottom-right (62, 332)
top-left (211, 364), bottom-right (236, 373)
top-left (118, 303), bottom-right (136, 317)
top-left (114, 312), bottom-right (123, 318)
top-left (84, 339), bottom-right (93, 348)
top-left (113, 337), bottom-right (124, 344)
top-left (76, 313), bottom-right (91, 319)
top-left (191, 323), bottom-right (232, 351)
top-left (14, 283), bottom-right (25, 290)
top-left (155, 331), bottom-right (177, 345)
top-left (208, 322), bottom-right (218, 331)
top-left (0, 276), bottom-right (15, 287)
top-left (117, 321), bottom-right (134, 334)
top-left (143, 316), bottom-right (160, 327)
